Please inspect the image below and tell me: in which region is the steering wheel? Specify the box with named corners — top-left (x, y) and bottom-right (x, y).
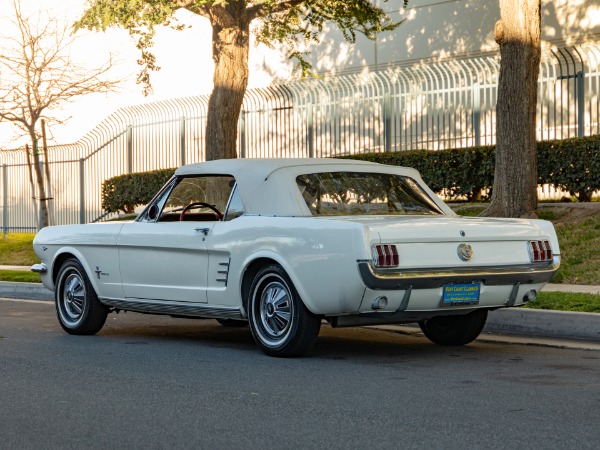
top-left (179, 202), bottom-right (223, 221)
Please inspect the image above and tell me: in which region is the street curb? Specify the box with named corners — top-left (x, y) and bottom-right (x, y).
top-left (0, 281), bottom-right (599, 343)
top-left (0, 281), bottom-right (53, 301)
top-left (486, 308), bottom-right (600, 342)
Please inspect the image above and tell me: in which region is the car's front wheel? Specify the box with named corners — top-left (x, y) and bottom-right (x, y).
top-left (55, 258), bottom-right (108, 335)
top-left (419, 309), bottom-right (488, 346)
top-left (248, 265), bottom-right (321, 357)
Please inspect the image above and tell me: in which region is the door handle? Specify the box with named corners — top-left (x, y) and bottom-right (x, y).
top-left (194, 227), bottom-right (210, 236)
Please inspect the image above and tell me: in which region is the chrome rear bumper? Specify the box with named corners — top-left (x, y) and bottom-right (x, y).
top-left (357, 257), bottom-right (559, 290)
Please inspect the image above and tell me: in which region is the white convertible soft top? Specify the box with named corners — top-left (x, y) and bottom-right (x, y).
top-left (175, 157), bottom-right (393, 177)
top-left (173, 158), bottom-right (448, 216)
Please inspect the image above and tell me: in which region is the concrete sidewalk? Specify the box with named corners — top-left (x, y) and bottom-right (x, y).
top-left (1, 273), bottom-right (598, 344)
top-left (0, 265), bottom-right (31, 271)
top-left (544, 283), bottom-right (600, 295)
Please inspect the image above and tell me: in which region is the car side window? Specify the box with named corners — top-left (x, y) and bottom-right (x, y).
top-left (159, 175), bottom-right (235, 222)
top-left (136, 178), bottom-right (176, 223)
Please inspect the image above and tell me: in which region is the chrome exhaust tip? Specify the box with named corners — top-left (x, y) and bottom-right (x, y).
top-left (523, 290), bottom-right (537, 302)
top-left (371, 296), bottom-right (388, 310)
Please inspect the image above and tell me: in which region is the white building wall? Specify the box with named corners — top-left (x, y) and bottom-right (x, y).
top-left (264, 0), bottom-right (600, 77)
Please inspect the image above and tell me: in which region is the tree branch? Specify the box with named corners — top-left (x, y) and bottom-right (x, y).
top-left (245, 0), bottom-right (306, 20)
top-left (0, 0), bottom-right (122, 145)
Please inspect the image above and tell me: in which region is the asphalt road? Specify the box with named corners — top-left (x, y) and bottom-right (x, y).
top-left (1, 298), bottom-right (599, 450)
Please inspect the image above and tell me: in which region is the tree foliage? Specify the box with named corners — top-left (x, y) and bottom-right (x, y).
top-left (0, 0), bottom-right (122, 227)
top-left (76, 0), bottom-right (406, 160)
top-left (0, 1), bottom-right (121, 145)
top-left (77, 0), bottom-right (404, 84)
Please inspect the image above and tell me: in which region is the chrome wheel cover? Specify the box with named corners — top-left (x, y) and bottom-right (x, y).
top-left (59, 270), bottom-right (86, 327)
top-left (255, 276), bottom-right (294, 347)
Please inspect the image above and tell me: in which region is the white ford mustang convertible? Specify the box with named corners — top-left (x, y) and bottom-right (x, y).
top-left (32, 158), bottom-right (560, 356)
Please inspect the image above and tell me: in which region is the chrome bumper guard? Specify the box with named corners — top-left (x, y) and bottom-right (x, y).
top-left (31, 263), bottom-right (47, 274)
top-left (357, 258), bottom-right (559, 291)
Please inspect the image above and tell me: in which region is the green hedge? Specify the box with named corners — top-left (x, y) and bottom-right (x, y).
top-left (537, 137), bottom-right (600, 202)
top-left (102, 168), bottom-right (175, 213)
top-left (101, 135), bottom-right (600, 213)
top-left (345, 135), bottom-right (600, 202)
top-left (344, 146), bottom-right (496, 201)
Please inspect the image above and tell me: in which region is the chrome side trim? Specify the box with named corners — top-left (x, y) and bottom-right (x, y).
top-left (99, 297), bottom-right (243, 319)
top-left (216, 258), bottom-right (231, 285)
top-left (357, 260), bottom-right (559, 290)
top-left (31, 263), bottom-right (47, 274)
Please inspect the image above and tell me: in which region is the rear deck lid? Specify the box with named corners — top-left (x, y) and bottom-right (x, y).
top-left (328, 215), bottom-right (554, 268)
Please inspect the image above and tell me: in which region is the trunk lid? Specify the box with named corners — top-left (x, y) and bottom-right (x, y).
top-left (325, 215), bottom-right (553, 268)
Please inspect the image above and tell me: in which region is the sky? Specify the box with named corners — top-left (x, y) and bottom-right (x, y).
top-left (0, 0), bottom-right (287, 149)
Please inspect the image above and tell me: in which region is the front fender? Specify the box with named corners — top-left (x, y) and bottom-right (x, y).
top-left (46, 246), bottom-right (124, 300)
top-left (32, 222), bottom-right (125, 298)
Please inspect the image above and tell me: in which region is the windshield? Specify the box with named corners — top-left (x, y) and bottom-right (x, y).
top-left (162, 176), bottom-right (234, 214)
top-left (137, 175), bottom-right (237, 223)
top-left (296, 171), bottom-right (443, 216)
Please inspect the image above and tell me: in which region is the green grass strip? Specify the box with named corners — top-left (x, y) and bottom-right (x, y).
top-left (524, 291), bottom-right (600, 313)
top-left (0, 270), bottom-right (42, 283)
top-left (552, 214), bottom-right (600, 285)
top-left (0, 233), bottom-right (37, 265)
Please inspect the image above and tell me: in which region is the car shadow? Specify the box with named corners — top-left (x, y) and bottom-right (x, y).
top-left (95, 313), bottom-right (510, 362)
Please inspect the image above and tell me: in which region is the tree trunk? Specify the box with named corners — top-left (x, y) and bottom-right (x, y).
top-left (24, 144), bottom-right (40, 230)
top-left (481, 0), bottom-right (541, 218)
top-left (28, 140), bottom-right (50, 229)
top-left (205, 11), bottom-right (250, 161)
top-left (41, 120), bottom-right (55, 226)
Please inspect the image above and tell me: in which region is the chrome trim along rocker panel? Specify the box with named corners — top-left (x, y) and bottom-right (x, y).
top-left (100, 297), bottom-right (244, 319)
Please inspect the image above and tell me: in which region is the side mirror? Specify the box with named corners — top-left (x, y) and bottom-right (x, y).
top-left (147, 204), bottom-right (159, 221)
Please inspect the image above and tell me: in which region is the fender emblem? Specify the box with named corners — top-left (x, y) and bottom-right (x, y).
top-left (94, 266), bottom-right (109, 279)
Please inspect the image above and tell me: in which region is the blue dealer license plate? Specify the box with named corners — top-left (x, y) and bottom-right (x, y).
top-left (442, 283), bottom-right (480, 306)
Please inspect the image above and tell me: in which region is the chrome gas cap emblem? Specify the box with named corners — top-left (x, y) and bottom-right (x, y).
top-left (457, 243), bottom-right (474, 261)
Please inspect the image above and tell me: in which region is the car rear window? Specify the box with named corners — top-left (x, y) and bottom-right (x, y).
top-left (296, 172), bottom-right (443, 216)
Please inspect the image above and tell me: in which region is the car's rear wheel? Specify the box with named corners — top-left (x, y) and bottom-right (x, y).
top-left (419, 309), bottom-right (488, 346)
top-left (248, 265), bottom-right (321, 357)
top-left (55, 258), bottom-right (108, 335)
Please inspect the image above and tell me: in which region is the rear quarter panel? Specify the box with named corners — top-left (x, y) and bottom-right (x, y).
top-left (207, 215), bottom-right (370, 315)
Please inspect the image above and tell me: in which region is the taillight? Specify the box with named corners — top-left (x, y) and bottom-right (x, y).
top-left (528, 240), bottom-right (553, 262)
top-left (372, 244), bottom-right (399, 268)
